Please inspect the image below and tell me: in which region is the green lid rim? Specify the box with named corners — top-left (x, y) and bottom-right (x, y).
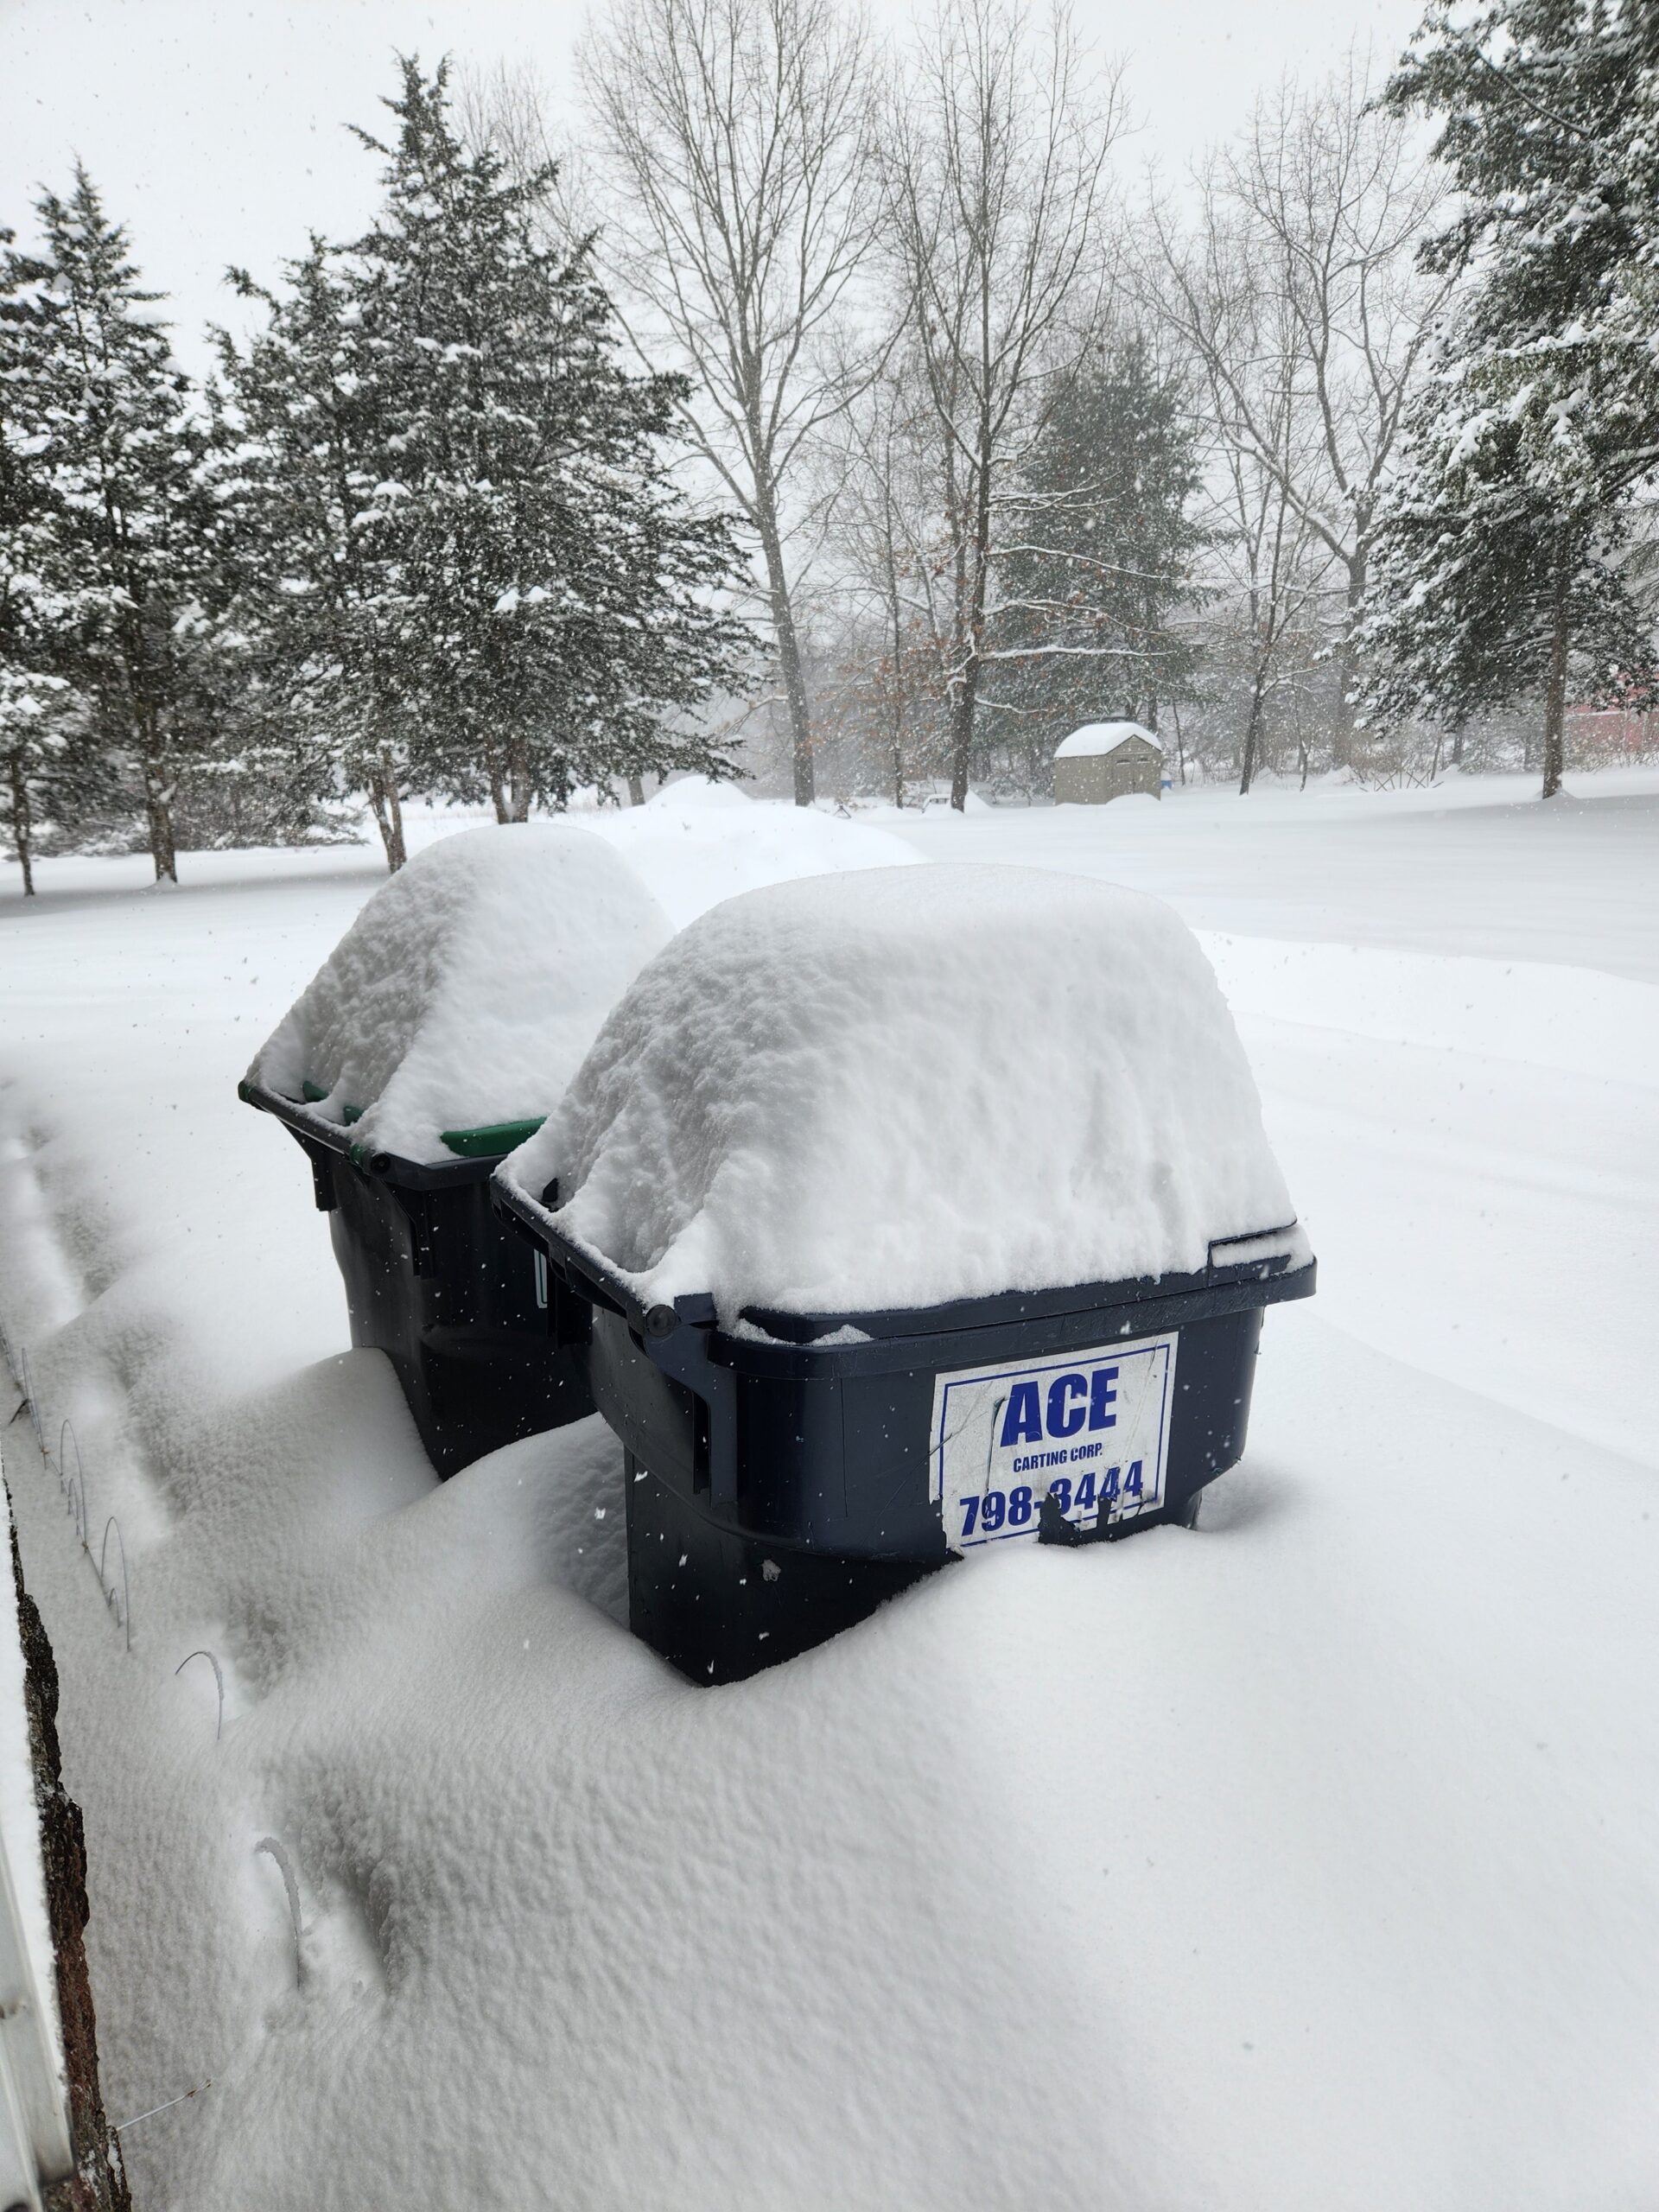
top-left (437, 1116), bottom-right (546, 1160)
top-left (299, 1084), bottom-right (542, 1161)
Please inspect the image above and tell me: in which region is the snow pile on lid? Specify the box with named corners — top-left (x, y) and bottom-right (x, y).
top-left (506, 862), bottom-right (1297, 1316)
top-left (251, 823), bottom-right (671, 1165)
top-left (587, 775), bottom-right (921, 927)
top-left (1055, 720), bottom-right (1164, 759)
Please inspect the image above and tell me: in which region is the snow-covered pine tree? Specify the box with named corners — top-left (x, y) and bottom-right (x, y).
top-left (221, 63), bottom-right (751, 861)
top-left (0, 229), bottom-right (73, 895)
top-left (213, 241), bottom-right (421, 868)
top-left (26, 170), bottom-right (221, 879)
top-left (991, 334), bottom-right (1207, 785)
top-left (353, 59), bottom-right (750, 823)
top-left (1364, 0), bottom-right (1659, 795)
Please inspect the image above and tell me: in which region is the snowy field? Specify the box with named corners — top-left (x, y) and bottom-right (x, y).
top-left (0, 769), bottom-right (1656, 2210)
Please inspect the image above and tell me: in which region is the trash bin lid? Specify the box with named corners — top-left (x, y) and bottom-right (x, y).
top-left (502, 862), bottom-right (1298, 1320)
top-left (250, 823), bottom-right (671, 1166)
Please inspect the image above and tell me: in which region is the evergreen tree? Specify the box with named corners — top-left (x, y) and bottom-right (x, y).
top-left (23, 170), bottom-right (219, 879)
top-left (213, 241), bottom-right (418, 867)
top-left (0, 230), bottom-right (71, 894)
top-left (1364, 0), bottom-right (1659, 794)
top-left (219, 61), bottom-right (751, 864)
top-left (990, 336), bottom-right (1206, 783)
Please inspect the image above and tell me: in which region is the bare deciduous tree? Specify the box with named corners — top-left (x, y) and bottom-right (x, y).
top-left (581, 0), bottom-right (883, 804)
top-left (818, 354), bottom-right (945, 805)
top-left (1152, 62), bottom-right (1450, 762)
top-left (878, 0), bottom-right (1125, 809)
top-left (1147, 207), bottom-right (1332, 791)
top-left (454, 60), bottom-right (598, 251)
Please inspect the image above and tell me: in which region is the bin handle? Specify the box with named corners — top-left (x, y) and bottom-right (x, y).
top-left (490, 1174), bottom-right (674, 1336)
top-left (239, 1077), bottom-right (358, 1157)
top-left (489, 1175), bottom-right (738, 1493)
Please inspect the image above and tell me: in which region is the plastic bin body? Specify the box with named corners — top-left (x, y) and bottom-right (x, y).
top-left (494, 1179), bottom-right (1314, 1681)
top-left (244, 1084), bottom-right (592, 1476)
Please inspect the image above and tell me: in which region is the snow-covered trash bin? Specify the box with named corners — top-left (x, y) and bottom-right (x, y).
top-left (493, 862), bottom-right (1316, 1681)
top-left (241, 823), bottom-right (671, 1476)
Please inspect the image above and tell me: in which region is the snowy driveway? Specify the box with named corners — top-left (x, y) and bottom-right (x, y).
top-left (0, 779), bottom-right (1656, 2212)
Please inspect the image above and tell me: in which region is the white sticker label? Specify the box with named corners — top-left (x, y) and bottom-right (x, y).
top-left (930, 1331), bottom-right (1179, 1551)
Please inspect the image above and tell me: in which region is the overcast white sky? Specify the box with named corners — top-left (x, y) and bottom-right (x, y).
top-left (2, 0), bottom-right (1426, 375)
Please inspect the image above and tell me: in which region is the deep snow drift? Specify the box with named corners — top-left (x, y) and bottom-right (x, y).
top-left (512, 863), bottom-right (1295, 1314)
top-left (586, 773), bottom-right (922, 927)
top-left (251, 822), bottom-right (671, 1163)
top-left (0, 769), bottom-right (1656, 2212)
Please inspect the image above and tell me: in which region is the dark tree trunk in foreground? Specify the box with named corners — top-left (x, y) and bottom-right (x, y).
top-left (12, 1527), bottom-right (133, 2212)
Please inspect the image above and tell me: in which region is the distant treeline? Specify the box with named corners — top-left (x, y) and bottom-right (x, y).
top-left (6, 1), bottom-right (1659, 884)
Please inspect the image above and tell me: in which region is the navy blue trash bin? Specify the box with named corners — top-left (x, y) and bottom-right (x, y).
top-left (493, 1174), bottom-right (1314, 1682)
top-left (243, 1082), bottom-right (593, 1477)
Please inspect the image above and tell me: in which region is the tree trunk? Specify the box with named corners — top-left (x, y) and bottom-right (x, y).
top-left (143, 758), bottom-right (177, 884)
top-left (948, 671), bottom-right (977, 811)
top-left (13, 1534), bottom-right (133, 2212)
top-left (1239, 663), bottom-right (1268, 795)
top-left (1171, 700), bottom-right (1187, 786)
top-left (369, 747), bottom-right (407, 872)
top-left (506, 731), bottom-right (532, 823)
top-left (886, 561), bottom-right (907, 810)
top-left (1542, 556), bottom-right (1569, 800)
top-left (1333, 556), bottom-right (1366, 771)
top-left (9, 753), bottom-right (35, 897)
top-left (627, 774), bottom-right (645, 806)
top-left (488, 758), bottom-right (510, 825)
top-left (950, 437), bottom-right (995, 813)
top-left (755, 506), bottom-right (813, 806)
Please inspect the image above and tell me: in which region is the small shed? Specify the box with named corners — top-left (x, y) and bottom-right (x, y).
top-left (1053, 721), bottom-right (1165, 804)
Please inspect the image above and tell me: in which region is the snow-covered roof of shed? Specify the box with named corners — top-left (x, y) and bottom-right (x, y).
top-left (250, 823), bottom-right (671, 1166)
top-left (505, 862), bottom-right (1296, 1319)
top-left (1054, 720), bottom-right (1164, 760)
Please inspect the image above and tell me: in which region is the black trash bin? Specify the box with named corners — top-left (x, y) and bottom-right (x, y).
top-left (491, 858), bottom-right (1317, 1677)
top-left (242, 1082), bottom-right (592, 1476)
top-left (242, 822), bottom-right (669, 1476)
top-left (494, 1183), bottom-right (1315, 1681)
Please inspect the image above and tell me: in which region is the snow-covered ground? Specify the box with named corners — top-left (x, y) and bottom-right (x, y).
top-left (0, 768), bottom-right (1655, 2210)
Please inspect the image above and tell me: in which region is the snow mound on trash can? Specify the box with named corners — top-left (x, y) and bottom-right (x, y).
top-left (588, 776), bottom-right (921, 927)
top-left (506, 862), bottom-right (1297, 1315)
top-left (251, 823), bottom-right (671, 1165)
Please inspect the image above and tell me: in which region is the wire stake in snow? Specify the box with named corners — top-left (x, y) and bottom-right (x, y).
top-left (96, 1519), bottom-right (129, 1653)
top-left (255, 1839), bottom-right (304, 1986)
top-left (56, 1420), bottom-right (84, 1528)
top-left (112, 2081), bottom-right (212, 2135)
top-left (174, 1651), bottom-right (225, 1742)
